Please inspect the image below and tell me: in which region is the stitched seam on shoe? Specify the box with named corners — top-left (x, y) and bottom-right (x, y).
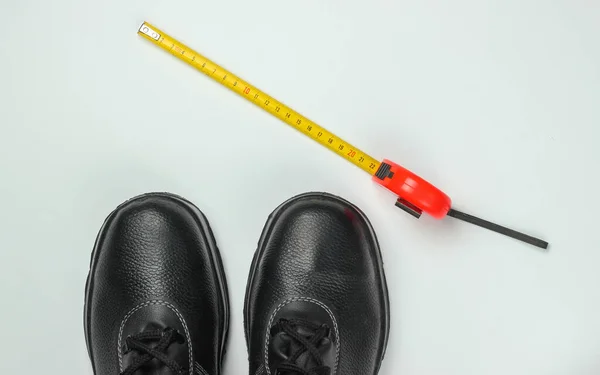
top-left (118, 300), bottom-right (193, 375)
top-left (194, 361), bottom-right (210, 375)
top-left (264, 297), bottom-right (340, 375)
top-left (255, 363), bottom-right (266, 375)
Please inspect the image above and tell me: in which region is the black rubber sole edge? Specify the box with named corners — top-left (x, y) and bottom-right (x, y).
top-left (242, 191), bottom-right (391, 374)
top-left (83, 192), bottom-right (230, 374)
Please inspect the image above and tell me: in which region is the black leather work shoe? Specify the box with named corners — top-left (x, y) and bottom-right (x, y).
top-left (84, 193), bottom-right (229, 375)
top-left (244, 192), bottom-right (390, 375)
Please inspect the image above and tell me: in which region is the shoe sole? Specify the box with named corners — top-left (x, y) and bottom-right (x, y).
top-left (83, 192), bottom-right (230, 374)
top-left (243, 191), bottom-right (391, 374)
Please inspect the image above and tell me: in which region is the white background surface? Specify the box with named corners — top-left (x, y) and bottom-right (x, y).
top-left (1, 0), bottom-right (599, 374)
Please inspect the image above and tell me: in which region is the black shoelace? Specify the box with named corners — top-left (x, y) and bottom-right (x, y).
top-left (121, 327), bottom-right (185, 375)
top-left (274, 319), bottom-right (331, 375)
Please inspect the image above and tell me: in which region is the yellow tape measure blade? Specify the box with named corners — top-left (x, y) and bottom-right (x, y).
top-left (138, 22), bottom-right (381, 175)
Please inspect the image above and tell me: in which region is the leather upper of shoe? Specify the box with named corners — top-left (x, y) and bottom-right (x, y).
top-left (85, 193), bottom-right (228, 375)
top-left (245, 192), bottom-right (390, 375)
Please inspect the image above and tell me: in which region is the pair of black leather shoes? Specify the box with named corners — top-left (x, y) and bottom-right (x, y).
top-left (85, 192), bottom-right (390, 375)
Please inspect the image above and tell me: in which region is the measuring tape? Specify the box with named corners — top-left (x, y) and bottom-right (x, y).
top-left (138, 22), bottom-right (549, 250)
top-left (137, 23), bottom-right (380, 174)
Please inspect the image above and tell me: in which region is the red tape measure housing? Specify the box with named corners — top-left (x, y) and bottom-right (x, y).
top-left (373, 159), bottom-right (452, 219)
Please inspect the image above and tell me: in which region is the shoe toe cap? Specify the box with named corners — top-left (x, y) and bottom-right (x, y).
top-left (90, 192), bottom-right (218, 305)
top-left (261, 193), bottom-right (381, 283)
top-left (96, 193), bottom-right (207, 280)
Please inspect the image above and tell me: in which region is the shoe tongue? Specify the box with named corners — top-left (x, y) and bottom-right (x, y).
top-left (124, 324), bottom-right (188, 375)
top-left (271, 324), bottom-right (332, 370)
top-left (132, 360), bottom-right (179, 375)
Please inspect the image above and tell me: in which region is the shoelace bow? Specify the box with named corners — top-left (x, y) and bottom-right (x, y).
top-left (121, 327), bottom-right (185, 375)
top-left (274, 319), bottom-right (331, 375)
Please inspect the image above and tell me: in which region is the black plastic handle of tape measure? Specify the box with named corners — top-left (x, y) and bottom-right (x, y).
top-left (447, 208), bottom-right (549, 250)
